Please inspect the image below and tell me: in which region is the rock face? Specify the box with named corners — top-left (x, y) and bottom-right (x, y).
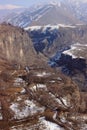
top-left (0, 23), bottom-right (45, 66)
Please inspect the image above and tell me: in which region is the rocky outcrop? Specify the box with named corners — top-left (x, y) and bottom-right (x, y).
top-left (0, 23), bottom-right (36, 66)
top-left (0, 23), bottom-right (47, 67)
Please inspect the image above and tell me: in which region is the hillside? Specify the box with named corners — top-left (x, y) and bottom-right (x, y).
top-left (0, 1), bottom-right (87, 130)
top-left (0, 24), bottom-right (87, 129)
top-left (2, 3), bottom-right (82, 28)
top-left (0, 61), bottom-right (87, 130)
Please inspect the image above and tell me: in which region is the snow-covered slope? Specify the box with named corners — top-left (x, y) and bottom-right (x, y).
top-left (2, 4), bottom-right (54, 28)
top-left (2, 0), bottom-right (87, 27)
top-left (2, 2), bottom-right (81, 28)
top-left (63, 43), bottom-right (87, 59)
top-left (65, 0), bottom-right (87, 23)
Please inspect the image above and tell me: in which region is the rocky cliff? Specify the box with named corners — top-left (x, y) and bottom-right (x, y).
top-left (0, 23), bottom-right (47, 67)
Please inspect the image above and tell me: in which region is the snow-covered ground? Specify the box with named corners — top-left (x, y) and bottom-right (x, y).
top-left (0, 112), bottom-right (3, 120)
top-left (30, 84), bottom-right (47, 92)
top-left (49, 92), bottom-right (71, 108)
top-left (14, 78), bottom-right (26, 87)
top-left (63, 43), bottom-right (87, 59)
top-left (10, 100), bottom-right (45, 120)
top-left (25, 24), bottom-right (76, 31)
top-left (39, 117), bottom-right (64, 130)
top-left (20, 88), bottom-right (26, 94)
top-left (11, 117), bottom-right (64, 130)
top-left (36, 72), bottom-right (51, 77)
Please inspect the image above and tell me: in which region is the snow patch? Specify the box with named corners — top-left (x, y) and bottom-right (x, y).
top-left (50, 1), bottom-right (61, 7)
top-left (36, 72), bottom-right (51, 77)
top-left (57, 77), bottom-right (62, 81)
top-left (53, 111), bottom-right (57, 120)
top-left (17, 97), bottom-right (22, 101)
top-left (60, 116), bottom-right (66, 123)
top-left (61, 96), bottom-right (71, 107)
top-left (49, 93), bottom-right (63, 105)
top-left (10, 100), bottom-right (45, 119)
top-left (20, 88), bottom-right (26, 94)
top-left (0, 112), bottom-right (3, 120)
top-left (49, 80), bottom-right (56, 83)
top-left (25, 26), bottom-right (42, 30)
top-left (63, 43), bottom-right (87, 59)
top-left (39, 117), bottom-right (64, 130)
top-left (37, 84), bottom-right (47, 89)
top-left (14, 78), bottom-right (25, 87)
top-left (30, 84), bottom-right (47, 91)
top-left (11, 117), bottom-right (64, 130)
top-left (25, 24), bottom-right (75, 31)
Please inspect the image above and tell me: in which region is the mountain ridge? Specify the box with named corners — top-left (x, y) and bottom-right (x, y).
top-left (2, 2), bottom-right (82, 28)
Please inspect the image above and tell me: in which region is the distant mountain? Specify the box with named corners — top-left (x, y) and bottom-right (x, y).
top-left (2, 2), bottom-right (82, 28)
top-left (65, 0), bottom-right (87, 23)
top-left (30, 3), bottom-right (81, 26)
top-left (0, 8), bottom-right (25, 23)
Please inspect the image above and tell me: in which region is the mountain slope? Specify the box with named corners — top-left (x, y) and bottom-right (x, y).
top-left (2, 0), bottom-right (87, 27)
top-left (2, 3), bottom-right (82, 28)
top-left (31, 3), bottom-right (81, 26)
top-left (64, 0), bottom-right (87, 23)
